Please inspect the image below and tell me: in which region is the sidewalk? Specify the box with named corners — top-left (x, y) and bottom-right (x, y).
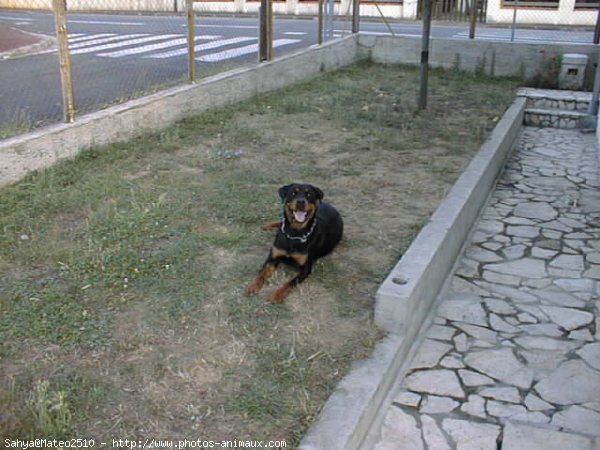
top-left (371, 125), bottom-right (600, 449)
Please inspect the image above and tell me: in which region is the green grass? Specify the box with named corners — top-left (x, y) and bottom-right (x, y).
top-left (0, 61), bottom-right (520, 444)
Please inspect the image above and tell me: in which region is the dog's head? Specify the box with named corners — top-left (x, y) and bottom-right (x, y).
top-left (279, 183), bottom-right (324, 230)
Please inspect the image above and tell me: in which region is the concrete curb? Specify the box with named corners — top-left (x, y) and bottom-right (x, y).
top-left (376, 96), bottom-right (526, 335)
top-left (299, 96), bottom-right (526, 450)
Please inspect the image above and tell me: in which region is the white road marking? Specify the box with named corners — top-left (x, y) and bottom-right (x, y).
top-left (0, 15), bottom-right (32, 21)
top-left (148, 36), bottom-right (256, 59)
top-left (197, 38), bottom-right (300, 62)
top-left (98, 35), bottom-right (221, 57)
top-left (453, 30), bottom-right (593, 44)
top-left (69, 33), bottom-right (117, 43)
top-left (68, 19), bottom-right (144, 26)
top-left (70, 34), bottom-right (180, 55)
top-left (69, 33), bottom-right (149, 49)
top-left (186, 23), bottom-right (257, 30)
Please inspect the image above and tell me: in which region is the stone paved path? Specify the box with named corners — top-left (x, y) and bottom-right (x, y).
top-left (372, 126), bottom-right (600, 449)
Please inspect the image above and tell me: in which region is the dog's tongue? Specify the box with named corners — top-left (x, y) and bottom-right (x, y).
top-left (294, 211), bottom-right (307, 223)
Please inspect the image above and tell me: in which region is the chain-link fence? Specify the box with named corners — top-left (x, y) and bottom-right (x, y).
top-left (483, 0), bottom-right (597, 44)
top-left (0, 0), bottom-right (598, 138)
top-left (0, 0), bottom-right (350, 137)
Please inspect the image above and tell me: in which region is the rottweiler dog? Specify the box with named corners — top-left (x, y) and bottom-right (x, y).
top-left (246, 183), bottom-right (343, 303)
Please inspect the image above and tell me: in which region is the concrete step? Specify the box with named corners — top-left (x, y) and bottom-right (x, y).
top-left (524, 107), bottom-right (589, 129)
top-left (517, 88), bottom-right (592, 112)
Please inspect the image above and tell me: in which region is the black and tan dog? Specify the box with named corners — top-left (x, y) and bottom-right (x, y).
top-left (246, 183), bottom-right (343, 303)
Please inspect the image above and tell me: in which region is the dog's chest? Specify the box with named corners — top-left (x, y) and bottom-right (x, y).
top-left (271, 245), bottom-right (309, 267)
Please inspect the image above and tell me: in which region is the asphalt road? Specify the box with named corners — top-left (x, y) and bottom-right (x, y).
top-left (0, 9), bottom-right (595, 134)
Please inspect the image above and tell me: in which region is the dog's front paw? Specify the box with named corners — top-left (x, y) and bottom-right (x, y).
top-left (270, 284), bottom-right (293, 304)
top-left (246, 277), bottom-right (264, 296)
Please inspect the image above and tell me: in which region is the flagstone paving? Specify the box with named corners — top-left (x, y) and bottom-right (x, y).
top-left (371, 126), bottom-right (600, 449)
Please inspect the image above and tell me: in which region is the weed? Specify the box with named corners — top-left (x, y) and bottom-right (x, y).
top-left (27, 381), bottom-right (72, 438)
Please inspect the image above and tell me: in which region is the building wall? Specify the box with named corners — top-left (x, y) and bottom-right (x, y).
top-left (486, 0), bottom-right (598, 25)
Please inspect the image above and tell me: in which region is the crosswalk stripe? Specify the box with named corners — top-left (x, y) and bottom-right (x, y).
top-left (98, 35), bottom-right (222, 57)
top-left (70, 34), bottom-right (180, 55)
top-left (67, 33), bottom-right (89, 40)
top-left (69, 34), bottom-right (147, 49)
top-left (196, 38), bottom-right (300, 62)
top-left (149, 36), bottom-right (256, 59)
top-left (69, 33), bottom-right (116, 44)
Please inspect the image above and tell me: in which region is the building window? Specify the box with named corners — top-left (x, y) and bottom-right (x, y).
top-left (575, 0), bottom-right (599, 8)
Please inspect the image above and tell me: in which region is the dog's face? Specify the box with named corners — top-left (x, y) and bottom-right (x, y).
top-left (279, 183), bottom-right (324, 229)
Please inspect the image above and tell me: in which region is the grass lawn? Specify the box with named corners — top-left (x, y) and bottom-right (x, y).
top-left (0, 61), bottom-right (520, 445)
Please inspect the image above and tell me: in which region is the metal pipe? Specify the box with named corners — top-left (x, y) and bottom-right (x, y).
top-left (510, 0), bottom-right (518, 43)
top-left (588, 55), bottom-right (600, 116)
top-left (418, 0), bottom-right (432, 110)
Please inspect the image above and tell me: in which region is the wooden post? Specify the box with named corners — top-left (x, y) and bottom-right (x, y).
top-left (52, 0), bottom-right (75, 123)
top-left (186, 0), bottom-right (196, 82)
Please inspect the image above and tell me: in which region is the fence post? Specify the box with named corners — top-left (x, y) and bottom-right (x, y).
top-left (324, 0), bottom-right (335, 41)
top-left (469, 0), bottom-right (477, 39)
top-left (594, 4), bottom-right (600, 44)
top-left (186, 0), bottom-right (196, 82)
top-left (52, 0), bottom-right (75, 123)
top-left (510, 0), bottom-right (518, 42)
top-left (588, 56), bottom-right (600, 116)
top-left (418, 0), bottom-right (433, 110)
top-left (352, 0), bottom-right (360, 34)
top-left (318, 0), bottom-right (324, 44)
top-left (259, 0), bottom-right (273, 61)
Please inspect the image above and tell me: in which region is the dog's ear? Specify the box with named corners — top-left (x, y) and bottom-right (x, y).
top-left (278, 184), bottom-right (293, 202)
top-left (311, 185), bottom-right (324, 201)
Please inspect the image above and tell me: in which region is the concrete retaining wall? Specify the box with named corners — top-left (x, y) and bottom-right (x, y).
top-left (359, 35), bottom-right (600, 81)
top-left (376, 97), bottom-right (526, 334)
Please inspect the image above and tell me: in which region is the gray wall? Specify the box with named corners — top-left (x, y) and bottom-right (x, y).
top-left (360, 35), bottom-right (598, 83)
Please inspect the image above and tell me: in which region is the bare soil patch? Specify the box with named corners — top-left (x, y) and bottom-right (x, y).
top-left (0, 61), bottom-right (519, 445)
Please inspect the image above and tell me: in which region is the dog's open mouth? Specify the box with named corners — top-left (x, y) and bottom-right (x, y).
top-left (293, 210), bottom-right (308, 223)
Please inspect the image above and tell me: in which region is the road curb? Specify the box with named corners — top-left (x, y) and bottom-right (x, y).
top-left (299, 96), bottom-right (526, 450)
